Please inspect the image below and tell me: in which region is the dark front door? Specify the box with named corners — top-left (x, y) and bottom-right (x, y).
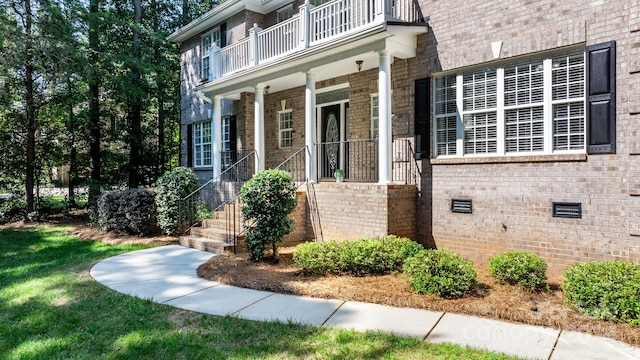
top-left (320, 104), bottom-right (341, 178)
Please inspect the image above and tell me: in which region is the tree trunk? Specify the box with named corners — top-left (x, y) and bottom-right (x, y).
top-left (127, 0), bottom-right (143, 188)
top-left (88, 0), bottom-right (101, 183)
top-left (152, 0), bottom-right (165, 177)
top-left (24, 0), bottom-right (36, 215)
top-left (182, 0), bottom-right (190, 26)
top-left (158, 94), bottom-right (165, 176)
top-left (67, 83), bottom-right (77, 207)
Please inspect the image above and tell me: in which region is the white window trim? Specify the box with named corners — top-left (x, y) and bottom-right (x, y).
top-left (433, 52), bottom-right (586, 159)
top-left (201, 28), bottom-right (221, 80)
top-left (371, 94), bottom-right (379, 139)
top-left (221, 115), bottom-right (232, 168)
top-left (193, 120), bottom-right (213, 168)
top-left (278, 109), bottom-right (293, 149)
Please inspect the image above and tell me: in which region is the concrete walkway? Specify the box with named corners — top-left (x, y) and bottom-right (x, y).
top-left (90, 245), bottom-right (640, 360)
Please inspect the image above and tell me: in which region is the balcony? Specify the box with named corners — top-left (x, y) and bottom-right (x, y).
top-left (207, 0), bottom-right (425, 82)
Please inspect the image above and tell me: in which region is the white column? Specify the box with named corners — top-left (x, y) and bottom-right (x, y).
top-left (254, 84), bottom-right (266, 173)
top-left (305, 72), bottom-right (316, 183)
top-left (378, 50), bottom-right (392, 184)
top-left (212, 95), bottom-right (222, 180)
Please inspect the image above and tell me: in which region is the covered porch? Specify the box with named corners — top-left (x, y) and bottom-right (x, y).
top-left (196, 0), bottom-right (428, 185)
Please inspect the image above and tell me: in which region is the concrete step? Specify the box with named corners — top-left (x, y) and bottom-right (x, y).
top-left (178, 236), bottom-right (234, 255)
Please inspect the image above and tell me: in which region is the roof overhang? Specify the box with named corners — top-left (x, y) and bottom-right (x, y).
top-left (167, 0), bottom-right (293, 43)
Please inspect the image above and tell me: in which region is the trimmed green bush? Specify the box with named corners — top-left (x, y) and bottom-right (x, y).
top-left (563, 261), bottom-right (640, 325)
top-left (488, 251), bottom-right (548, 291)
top-left (240, 169), bottom-right (297, 261)
top-left (293, 236), bottom-right (423, 276)
top-left (97, 188), bottom-right (157, 235)
top-left (0, 195), bottom-right (25, 224)
top-left (403, 249), bottom-right (477, 298)
top-left (155, 167), bottom-right (200, 235)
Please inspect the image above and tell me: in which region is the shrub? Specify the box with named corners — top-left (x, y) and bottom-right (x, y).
top-left (488, 251), bottom-right (548, 291)
top-left (293, 236), bottom-right (423, 276)
top-left (240, 169), bottom-right (297, 261)
top-left (402, 249), bottom-right (477, 298)
top-left (563, 261), bottom-right (640, 325)
top-left (155, 167), bottom-right (200, 235)
top-left (0, 195), bottom-right (25, 224)
top-left (97, 188), bottom-right (157, 235)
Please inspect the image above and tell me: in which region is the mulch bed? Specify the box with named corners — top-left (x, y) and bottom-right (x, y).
top-left (197, 248), bottom-right (640, 347)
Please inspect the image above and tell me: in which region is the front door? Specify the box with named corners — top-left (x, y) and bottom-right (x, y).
top-left (320, 104), bottom-right (345, 178)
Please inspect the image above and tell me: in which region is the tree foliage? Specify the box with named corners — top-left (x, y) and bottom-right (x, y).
top-left (155, 167), bottom-right (199, 235)
top-left (0, 0), bottom-right (213, 218)
top-left (240, 170), bottom-right (298, 261)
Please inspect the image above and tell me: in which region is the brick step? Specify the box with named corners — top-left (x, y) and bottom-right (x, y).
top-left (190, 226), bottom-right (233, 242)
top-left (201, 217), bottom-right (241, 229)
top-left (178, 236), bottom-right (234, 255)
top-left (209, 211), bottom-right (242, 221)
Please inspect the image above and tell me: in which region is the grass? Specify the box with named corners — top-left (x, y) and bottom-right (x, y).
top-left (0, 225), bottom-right (521, 360)
top-left (41, 195), bottom-right (87, 211)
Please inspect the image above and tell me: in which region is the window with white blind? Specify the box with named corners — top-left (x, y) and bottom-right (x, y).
top-left (279, 110), bottom-right (293, 148)
top-left (193, 121), bottom-right (212, 167)
top-left (434, 75), bottom-right (457, 156)
top-left (434, 50), bottom-right (585, 157)
top-left (201, 28), bottom-right (221, 80)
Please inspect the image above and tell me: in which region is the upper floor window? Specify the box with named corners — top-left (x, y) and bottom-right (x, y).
top-left (277, 5), bottom-right (294, 22)
top-left (310, 0), bottom-right (331, 5)
top-left (279, 110), bottom-right (293, 148)
top-left (193, 121), bottom-right (212, 167)
top-left (201, 28), bottom-right (221, 80)
top-left (434, 51), bottom-right (585, 157)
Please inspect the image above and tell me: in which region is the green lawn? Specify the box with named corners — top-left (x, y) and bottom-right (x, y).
top-left (0, 225), bottom-right (520, 360)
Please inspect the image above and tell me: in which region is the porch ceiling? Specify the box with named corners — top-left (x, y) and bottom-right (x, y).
top-left (196, 24), bottom-right (427, 101)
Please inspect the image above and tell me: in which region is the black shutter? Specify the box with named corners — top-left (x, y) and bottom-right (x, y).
top-left (186, 124), bottom-right (193, 168)
top-left (220, 23), bottom-right (227, 48)
top-left (586, 41), bottom-right (616, 154)
top-left (414, 78), bottom-right (430, 159)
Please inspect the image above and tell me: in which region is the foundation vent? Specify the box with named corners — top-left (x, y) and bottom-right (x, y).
top-left (451, 199), bottom-right (472, 214)
top-left (553, 202), bottom-right (582, 219)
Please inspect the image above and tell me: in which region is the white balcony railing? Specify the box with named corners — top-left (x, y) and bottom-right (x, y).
top-left (218, 38), bottom-right (250, 75)
top-left (258, 16), bottom-right (300, 63)
top-left (309, 0), bottom-right (371, 44)
top-left (208, 0), bottom-right (422, 81)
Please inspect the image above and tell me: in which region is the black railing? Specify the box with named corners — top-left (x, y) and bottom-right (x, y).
top-left (270, 146), bottom-right (308, 182)
top-left (392, 139), bottom-right (421, 185)
top-left (178, 150), bottom-right (256, 234)
top-left (316, 139), bottom-right (378, 182)
top-left (220, 149), bottom-right (253, 182)
top-left (315, 138), bottom-right (421, 184)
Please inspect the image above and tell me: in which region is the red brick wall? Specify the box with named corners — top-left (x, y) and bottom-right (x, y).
top-left (306, 183), bottom-right (416, 241)
top-left (409, 0), bottom-right (640, 273)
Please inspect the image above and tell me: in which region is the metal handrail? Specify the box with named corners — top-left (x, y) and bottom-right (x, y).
top-left (178, 150), bottom-right (256, 234)
top-left (232, 145), bottom-right (309, 252)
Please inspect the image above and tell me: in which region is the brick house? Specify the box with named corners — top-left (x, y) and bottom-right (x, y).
top-left (168, 0), bottom-right (639, 272)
